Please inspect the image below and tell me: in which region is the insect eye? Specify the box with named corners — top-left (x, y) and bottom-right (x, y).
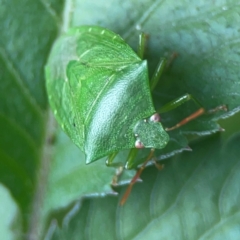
top-left (150, 113), bottom-right (161, 122)
top-left (135, 140), bottom-right (144, 149)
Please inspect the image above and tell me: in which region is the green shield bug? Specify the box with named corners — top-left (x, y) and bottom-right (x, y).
top-left (45, 26), bottom-right (227, 205)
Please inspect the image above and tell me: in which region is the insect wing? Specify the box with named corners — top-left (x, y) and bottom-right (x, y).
top-left (45, 26), bottom-right (156, 163)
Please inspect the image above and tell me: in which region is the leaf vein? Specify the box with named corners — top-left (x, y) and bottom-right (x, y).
top-left (0, 47), bottom-right (43, 119)
top-left (38, 0), bottom-right (61, 26)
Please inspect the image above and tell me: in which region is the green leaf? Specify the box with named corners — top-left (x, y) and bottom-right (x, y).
top-left (0, 184), bottom-right (22, 240)
top-left (0, 0), bottom-right (63, 233)
top-left (50, 131), bottom-right (240, 239)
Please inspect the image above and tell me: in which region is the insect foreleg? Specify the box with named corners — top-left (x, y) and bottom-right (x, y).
top-left (157, 93), bottom-right (203, 114)
top-left (106, 152), bottom-right (121, 167)
top-left (120, 148), bottom-right (155, 205)
top-left (137, 32), bottom-right (148, 60)
top-left (150, 58), bottom-right (167, 91)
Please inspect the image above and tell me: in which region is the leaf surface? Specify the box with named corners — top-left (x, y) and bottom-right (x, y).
top-left (0, 0), bottom-right (63, 232)
top-left (50, 130), bottom-right (240, 240)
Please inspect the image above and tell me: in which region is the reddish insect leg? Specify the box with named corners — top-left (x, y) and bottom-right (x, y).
top-left (165, 104), bottom-right (228, 131)
top-left (165, 108), bottom-right (205, 131)
top-left (120, 148), bottom-right (155, 206)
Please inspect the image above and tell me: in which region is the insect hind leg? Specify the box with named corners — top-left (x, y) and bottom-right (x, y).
top-left (120, 148), bottom-right (155, 205)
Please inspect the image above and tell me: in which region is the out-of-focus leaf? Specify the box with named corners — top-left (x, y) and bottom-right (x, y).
top-left (0, 184), bottom-right (22, 240)
top-left (0, 0), bottom-right (64, 232)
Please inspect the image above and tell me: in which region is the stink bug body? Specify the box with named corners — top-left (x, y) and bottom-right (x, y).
top-left (45, 26), bottom-right (226, 205)
top-left (45, 26), bottom-right (170, 165)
